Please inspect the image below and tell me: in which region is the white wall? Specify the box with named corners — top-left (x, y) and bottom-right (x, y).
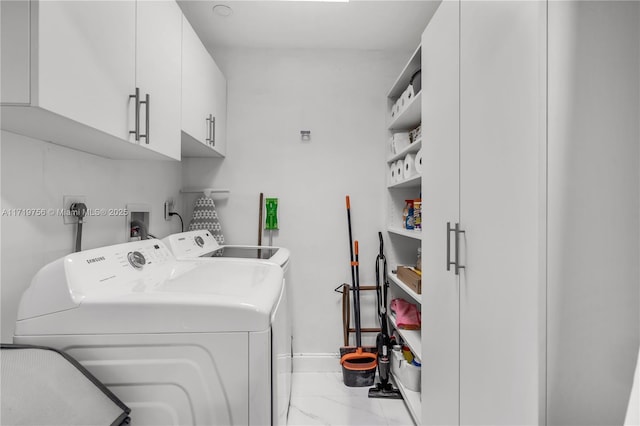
top-left (182, 48), bottom-right (408, 366)
top-left (547, 2), bottom-right (640, 424)
top-left (0, 131), bottom-right (183, 341)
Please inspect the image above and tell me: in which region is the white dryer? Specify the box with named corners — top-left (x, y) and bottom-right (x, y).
top-left (162, 230), bottom-right (292, 426)
top-left (14, 239), bottom-right (285, 426)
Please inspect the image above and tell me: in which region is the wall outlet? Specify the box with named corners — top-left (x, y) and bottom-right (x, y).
top-left (164, 199), bottom-right (175, 221)
top-left (62, 195), bottom-right (86, 225)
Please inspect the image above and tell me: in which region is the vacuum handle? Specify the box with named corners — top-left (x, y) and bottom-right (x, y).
top-left (353, 239), bottom-right (362, 348)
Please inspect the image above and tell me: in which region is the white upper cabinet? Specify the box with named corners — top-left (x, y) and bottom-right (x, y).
top-left (0, 0), bottom-right (181, 160)
top-left (181, 17), bottom-right (227, 158)
top-left (135, 0), bottom-right (182, 160)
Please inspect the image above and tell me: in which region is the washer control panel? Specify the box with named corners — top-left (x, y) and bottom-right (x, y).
top-left (163, 230), bottom-right (220, 258)
top-left (63, 240), bottom-right (175, 296)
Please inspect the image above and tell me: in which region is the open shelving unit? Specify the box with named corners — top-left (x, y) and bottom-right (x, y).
top-left (384, 43), bottom-right (423, 426)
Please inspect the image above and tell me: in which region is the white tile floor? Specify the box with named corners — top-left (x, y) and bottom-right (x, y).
top-left (287, 372), bottom-right (415, 426)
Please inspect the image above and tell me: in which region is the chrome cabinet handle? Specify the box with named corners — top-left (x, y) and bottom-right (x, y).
top-left (129, 87), bottom-right (140, 141)
top-left (454, 222), bottom-right (465, 275)
top-left (447, 222), bottom-right (465, 275)
top-left (447, 221), bottom-right (454, 272)
top-left (206, 115), bottom-right (211, 144)
top-left (139, 93), bottom-right (149, 144)
top-left (210, 115), bottom-right (215, 147)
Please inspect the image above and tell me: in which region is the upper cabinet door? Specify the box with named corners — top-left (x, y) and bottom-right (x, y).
top-left (210, 60), bottom-right (227, 157)
top-left (182, 17), bottom-right (211, 149)
top-left (181, 16), bottom-right (227, 158)
top-left (36, 0), bottom-right (135, 141)
top-left (136, 0), bottom-right (182, 160)
top-left (420, 1), bottom-right (460, 425)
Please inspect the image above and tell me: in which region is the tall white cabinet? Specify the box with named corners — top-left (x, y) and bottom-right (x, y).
top-left (418, 1), bottom-right (639, 425)
top-left (421, 1), bottom-right (545, 424)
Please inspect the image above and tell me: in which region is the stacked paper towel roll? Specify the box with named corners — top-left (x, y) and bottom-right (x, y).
top-left (415, 149), bottom-right (423, 175)
top-left (403, 153), bottom-right (417, 180)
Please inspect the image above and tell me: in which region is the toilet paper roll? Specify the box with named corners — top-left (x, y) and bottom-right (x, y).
top-left (404, 153), bottom-right (417, 180)
top-left (391, 100), bottom-right (401, 119)
top-left (407, 84), bottom-right (415, 102)
top-left (389, 163), bottom-right (398, 185)
top-left (415, 149), bottom-right (423, 175)
top-left (396, 159), bottom-right (404, 183)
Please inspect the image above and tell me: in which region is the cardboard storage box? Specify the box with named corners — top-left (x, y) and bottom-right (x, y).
top-left (397, 266), bottom-right (422, 294)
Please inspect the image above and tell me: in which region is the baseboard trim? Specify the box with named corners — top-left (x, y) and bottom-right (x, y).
top-left (293, 353), bottom-right (341, 373)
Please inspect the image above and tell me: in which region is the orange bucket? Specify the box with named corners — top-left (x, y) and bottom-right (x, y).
top-left (340, 348), bottom-right (377, 387)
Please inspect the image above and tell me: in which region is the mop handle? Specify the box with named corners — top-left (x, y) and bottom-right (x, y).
top-left (346, 196), bottom-right (356, 289)
top-left (354, 240), bottom-right (362, 348)
top-left (346, 196), bottom-right (355, 262)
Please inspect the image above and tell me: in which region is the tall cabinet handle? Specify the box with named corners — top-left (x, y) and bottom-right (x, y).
top-left (447, 221), bottom-right (454, 272)
top-left (454, 222), bottom-right (465, 275)
top-left (447, 222), bottom-right (466, 275)
top-left (139, 93), bottom-right (150, 144)
top-left (129, 87), bottom-right (140, 141)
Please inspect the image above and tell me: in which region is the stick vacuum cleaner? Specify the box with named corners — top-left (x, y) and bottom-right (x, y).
top-left (368, 232), bottom-right (403, 399)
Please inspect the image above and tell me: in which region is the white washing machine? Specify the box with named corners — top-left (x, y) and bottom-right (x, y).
top-left (13, 239), bottom-right (286, 426)
top-left (162, 230), bottom-right (292, 426)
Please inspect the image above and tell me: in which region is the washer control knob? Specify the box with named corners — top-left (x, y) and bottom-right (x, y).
top-left (127, 251), bottom-right (146, 269)
top-left (195, 236), bottom-right (205, 247)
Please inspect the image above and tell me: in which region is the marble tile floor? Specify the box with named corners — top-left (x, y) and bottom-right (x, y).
top-left (287, 372), bottom-right (415, 426)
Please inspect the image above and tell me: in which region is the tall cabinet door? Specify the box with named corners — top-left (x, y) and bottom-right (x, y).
top-left (136, 0), bottom-right (182, 160)
top-left (459, 1), bottom-right (545, 424)
top-left (420, 1), bottom-right (460, 425)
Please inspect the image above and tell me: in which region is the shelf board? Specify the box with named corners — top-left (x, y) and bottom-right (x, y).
top-left (387, 44), bottom-right (422, 99)
top-left (388, 314), bottom-right (422, 362)
top-left (387, 138), bottom-right (422, 164)
top-left (390, 373), bottom-right (422, 425)
top-left (388, 174), bottom-right (421, 189)
top-left (388, 91), bottom-right (422, 131)
top-left (388, 272), bottom-right (422, 304)
top-left (388, 226), bottom-right (422, 240)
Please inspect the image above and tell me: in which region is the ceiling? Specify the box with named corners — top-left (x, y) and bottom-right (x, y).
top-left (178, 1), bottom-right (441, 52)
